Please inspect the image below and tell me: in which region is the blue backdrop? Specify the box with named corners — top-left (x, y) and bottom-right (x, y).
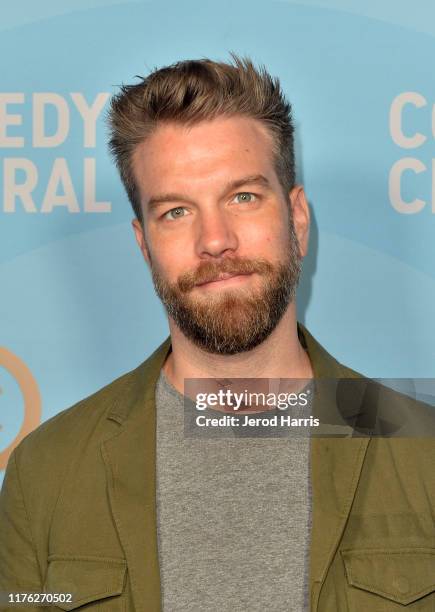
top-left (1, 0), bottom-right (435, 482)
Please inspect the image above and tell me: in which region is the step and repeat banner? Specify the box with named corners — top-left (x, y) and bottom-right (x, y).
top-left (1, 0), bottom-right (435, 482)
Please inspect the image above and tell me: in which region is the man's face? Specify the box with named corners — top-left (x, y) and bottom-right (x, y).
top-left (131, 115), bottom-right (309, 355)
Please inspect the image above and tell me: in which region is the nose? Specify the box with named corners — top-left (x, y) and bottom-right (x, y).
top-left (195, 209), bottom-right (239, 258)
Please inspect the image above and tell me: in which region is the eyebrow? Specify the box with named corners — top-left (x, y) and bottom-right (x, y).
top-left (146, 174), bottom-right (271, 211)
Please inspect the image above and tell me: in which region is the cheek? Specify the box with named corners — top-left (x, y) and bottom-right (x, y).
top-left (256, 230), bottom-right (291, 263)
top-left (149, 241), bottom-right (194, 281)
top-left (244, 227), bottom-right (282, 251)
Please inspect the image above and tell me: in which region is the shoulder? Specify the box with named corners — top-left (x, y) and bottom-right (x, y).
top-left (8, 336), bottom-right (171, 482)
top-left (21, 368), bottom-right (131, 445)
top-left (9, 362), bottom-right (141, 487)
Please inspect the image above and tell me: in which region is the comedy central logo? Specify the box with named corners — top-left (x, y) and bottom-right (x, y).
top-left (0, 348), bottom-right (41, 470)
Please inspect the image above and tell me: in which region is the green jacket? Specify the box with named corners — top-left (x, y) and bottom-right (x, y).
top-left (0, 323), bottom-right (434, 611)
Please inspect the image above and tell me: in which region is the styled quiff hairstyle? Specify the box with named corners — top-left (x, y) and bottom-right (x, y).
top-left (107, 54), bottom-right (295, 225)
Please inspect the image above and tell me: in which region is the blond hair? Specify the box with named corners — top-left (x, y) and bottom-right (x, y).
top-left (107, 54), bottom-right (295, 224)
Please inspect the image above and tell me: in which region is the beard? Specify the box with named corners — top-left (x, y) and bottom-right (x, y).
top-left (149, 218), bottom-right (302, 355)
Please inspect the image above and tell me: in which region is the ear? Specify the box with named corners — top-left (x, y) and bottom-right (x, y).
top-left (132, 218), bottom-right (151, 266)
top-left (289, 185), bottom-right (310, 257)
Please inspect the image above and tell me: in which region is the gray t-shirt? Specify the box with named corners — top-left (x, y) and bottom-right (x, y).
top-left (155, 369), bottom-right (312, 611)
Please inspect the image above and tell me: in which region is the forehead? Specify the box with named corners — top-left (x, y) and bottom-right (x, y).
top-left (131, 116), bottom-right (280, 201)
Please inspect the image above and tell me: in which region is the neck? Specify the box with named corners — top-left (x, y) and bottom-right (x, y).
top-left (162, 303), bottom-right (313, 395)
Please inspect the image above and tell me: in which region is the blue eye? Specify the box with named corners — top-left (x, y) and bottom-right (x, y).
top-left (164, 207), bottom-right (186, 220)
top-left (235, 192), bottom-right (256, 203)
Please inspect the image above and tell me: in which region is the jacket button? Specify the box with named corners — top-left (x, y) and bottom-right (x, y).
top-left (393, 576), bottom-right (409, 595)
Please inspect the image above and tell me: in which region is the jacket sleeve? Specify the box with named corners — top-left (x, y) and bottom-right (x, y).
top-left (0, 447), bottom-right (43, 609)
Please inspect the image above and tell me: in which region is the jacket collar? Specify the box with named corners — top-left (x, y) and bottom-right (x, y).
top-left (103, 322), bottom-right (370, 612)
top-left (106, 322), bottom-right (350, 425)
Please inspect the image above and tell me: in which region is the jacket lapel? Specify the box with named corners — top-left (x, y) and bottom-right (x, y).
top-left (101, 324), bottom-right (370, 611)
top-left (300, 326), bottom-right (371, 609)
top-left (101, 338), bottom-right (171, 612)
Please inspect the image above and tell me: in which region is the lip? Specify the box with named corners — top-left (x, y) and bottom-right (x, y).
top-left (196, 273), bottom-right (253, 287)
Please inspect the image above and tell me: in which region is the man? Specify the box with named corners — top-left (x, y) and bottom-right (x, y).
top-left (0, 56), bottom-right (434, 611)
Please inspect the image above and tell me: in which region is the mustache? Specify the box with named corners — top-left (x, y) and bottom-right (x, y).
top-left (177, 257), bottom-right (274, 292)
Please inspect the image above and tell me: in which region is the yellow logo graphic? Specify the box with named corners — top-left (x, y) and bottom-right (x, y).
top-left (0, 348), bottom-right (41, 470)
